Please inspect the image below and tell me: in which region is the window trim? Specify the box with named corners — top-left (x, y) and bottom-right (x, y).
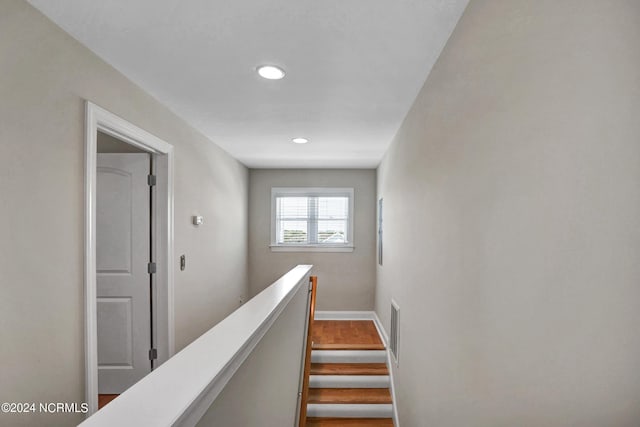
top-left (270, 187), bottom-right (355, 252)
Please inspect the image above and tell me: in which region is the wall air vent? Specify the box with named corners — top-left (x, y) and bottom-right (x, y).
top-left (390, 300), bottom-right (400, 365)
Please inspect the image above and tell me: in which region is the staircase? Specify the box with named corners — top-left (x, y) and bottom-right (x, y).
top-left (304, 320), bottom-right (394, 426)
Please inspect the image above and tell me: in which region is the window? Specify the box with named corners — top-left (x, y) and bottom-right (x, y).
top-left (271, 188), bottom-right (354, 252)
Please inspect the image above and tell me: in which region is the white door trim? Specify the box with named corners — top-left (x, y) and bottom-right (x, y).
top-left (85, 101), bottom-right (175, 415)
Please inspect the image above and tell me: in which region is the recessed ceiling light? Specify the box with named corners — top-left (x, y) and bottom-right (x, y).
top-left (292, 137), bottom-right (309, 144)
top-left (257, 65), bottom-right (285, 80)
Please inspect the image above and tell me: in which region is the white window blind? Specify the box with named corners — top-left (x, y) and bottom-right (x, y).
top-left (271, 188), bottom-right (354, 250)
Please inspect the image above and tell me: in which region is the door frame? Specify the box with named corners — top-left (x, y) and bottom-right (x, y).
top-left (84, 101), bottom-right (175, 415)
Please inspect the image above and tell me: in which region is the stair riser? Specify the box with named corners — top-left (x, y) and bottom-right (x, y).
top-left (310, 375), bottom-right (390, 389)
top-left (312, 350), bottom-right (387, 364)
top-left (307, 404), bottom-right (393, 418)
top-left (306, 418), bottom-right (394, 426)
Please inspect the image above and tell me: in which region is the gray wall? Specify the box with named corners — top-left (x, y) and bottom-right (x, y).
top-left (0, 2), bottom-right (248, 426)
top-left (377, 0), bottom-right (640, 426)
top-left (249, 169), bottom-right (376, 310)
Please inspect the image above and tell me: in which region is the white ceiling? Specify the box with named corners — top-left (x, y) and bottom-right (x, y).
top-left (28, 0), bottom-right (468, 168)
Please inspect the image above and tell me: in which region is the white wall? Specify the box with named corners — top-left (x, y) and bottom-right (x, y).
top-left (376, 0), bottom-right (640, 425)
top-left (249, 169), bottom-right (376, 310)
top-left (0, 1), bottom-right (248, 426)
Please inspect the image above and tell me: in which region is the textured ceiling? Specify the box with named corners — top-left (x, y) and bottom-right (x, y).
top-left (28, 0), bottom-right (469, 168)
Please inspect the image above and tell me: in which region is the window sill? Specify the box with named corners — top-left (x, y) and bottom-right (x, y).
top-left (269, 245), bottom-right (354, 253)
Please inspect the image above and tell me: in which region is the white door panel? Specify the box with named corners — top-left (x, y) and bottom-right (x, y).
top-left (97, 153), bottom-right (151, 394)
top-left (97, 297), bottom-right (133, 367)
top-left (96, 167), bottom-right (133, 274)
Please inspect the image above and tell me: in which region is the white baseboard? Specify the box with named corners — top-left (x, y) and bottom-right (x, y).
top-left (314, 310), bottom-right (377, 320)
top-left (372, 311), bottom-right (399, 427)
top-left (371, 311), bottom-right (389, 347)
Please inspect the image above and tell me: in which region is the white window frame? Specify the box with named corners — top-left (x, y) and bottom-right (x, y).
top-left (270, 187), bottom-right (355, 252)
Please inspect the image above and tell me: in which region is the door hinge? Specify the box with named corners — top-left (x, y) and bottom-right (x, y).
top-left (148, 262), bottom-right (157, 274)
top-left (148, 174), bottom-right (157, 186)
top-left (149, 348), bottom-right (158, 361)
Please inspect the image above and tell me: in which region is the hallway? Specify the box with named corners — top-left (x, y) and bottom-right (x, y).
top-left (3, 1), bottom-right (640, 426)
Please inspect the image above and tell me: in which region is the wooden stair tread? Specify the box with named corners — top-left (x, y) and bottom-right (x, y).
top-left (306, 418), bottom-right (394, 426)
top-left (308, 388), bottom-right (392, 404)
top-left (311, 363), bottom-right (389, 376)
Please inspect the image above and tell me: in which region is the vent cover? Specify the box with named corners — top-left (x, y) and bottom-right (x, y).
top-left (390, 300), bottom-right (400, 364)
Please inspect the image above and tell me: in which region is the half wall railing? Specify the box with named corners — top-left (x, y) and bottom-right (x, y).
top-left (79, 264), bottom-right (314, 427)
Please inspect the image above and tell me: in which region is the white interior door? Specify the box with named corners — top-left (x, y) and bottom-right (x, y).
top-left (96, 153), bottom-right (152, 394)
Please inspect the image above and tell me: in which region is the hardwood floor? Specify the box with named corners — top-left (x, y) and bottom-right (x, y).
top-left (98, 394), bottom-right (119, 409)
top-left (308, 388), bottom-right (392, 404)
top-left (312, 320), bottom-right (385, 350)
